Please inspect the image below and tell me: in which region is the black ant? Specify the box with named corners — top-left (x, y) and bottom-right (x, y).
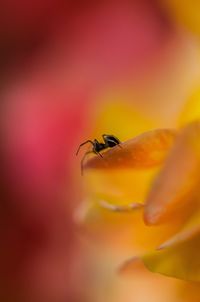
top-left (76, 134), bottom-right (121, 174)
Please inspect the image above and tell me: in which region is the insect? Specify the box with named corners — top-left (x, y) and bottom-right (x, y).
top-left (76, 134), bottom-right (121, 174)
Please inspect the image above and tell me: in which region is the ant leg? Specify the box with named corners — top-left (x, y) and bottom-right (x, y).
top-left (80, 149), bottom-right (104, 175)
top-left (76, 140), bottom-right (94, 155)
top-left (80, 151), bottom-right (94, 175)
top-left (93, 150), bottom-right (103, 158)
top-left (98, 200), bottom-right (143, 212)
top-left (98, 152), bottom-right (103, 158)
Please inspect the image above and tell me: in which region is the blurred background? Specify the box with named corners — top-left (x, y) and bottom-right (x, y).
top-left (1, 0), bottom-right (200, 301)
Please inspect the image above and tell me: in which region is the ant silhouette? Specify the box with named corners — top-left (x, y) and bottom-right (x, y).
top-left (76, 134), bottom-right (121, 175)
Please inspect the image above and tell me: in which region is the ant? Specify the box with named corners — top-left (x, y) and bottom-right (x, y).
top-left (76, 134), bottom-right (121, 174)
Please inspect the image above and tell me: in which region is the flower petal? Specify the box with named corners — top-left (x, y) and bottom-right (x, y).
top-left (144, 121), bottom-right (200, 225)
top-left (179, 88), bottom-right (200, 126)
top-left (84, 129), bottom-right (176, 170)
top-left (142, 231), bottom-right (200, 282)
top-left (78, 199), bottom-right (185, 255)
top-left (163, 0), bottom-right (200, 35)
top-left (157, 206), bottom-right (200, 250)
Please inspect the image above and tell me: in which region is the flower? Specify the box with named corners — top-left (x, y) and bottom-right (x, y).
top-left (75, 2), bottom-right (200, 300)
top-left (80, 88), bottom-right (200, 285)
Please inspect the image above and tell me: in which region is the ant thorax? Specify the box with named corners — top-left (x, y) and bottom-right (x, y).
top-left (93, 140), bottom-right (106, 152)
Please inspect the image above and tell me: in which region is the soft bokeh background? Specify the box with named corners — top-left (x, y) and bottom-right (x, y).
top-left (1, 0), bottom-right (200, 301)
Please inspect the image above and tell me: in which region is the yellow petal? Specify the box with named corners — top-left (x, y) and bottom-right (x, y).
top-left (84, 168), bottom-right (159, 206)
top-left (142, 231), bottom-right (200, 282)
top-left (79, 200), bottom-right (186, 255)
top-left (179, 88), bottom-right (200, 126)
top-left (144, 121), bottom-right (200, 225)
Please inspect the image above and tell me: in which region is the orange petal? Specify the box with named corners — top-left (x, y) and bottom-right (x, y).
top-left (163, 0), bottom-right (200, 35)
top-left (84, 129), bottom-right (176, 170)
top-left (144, 121), bottom-right (200, 225)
